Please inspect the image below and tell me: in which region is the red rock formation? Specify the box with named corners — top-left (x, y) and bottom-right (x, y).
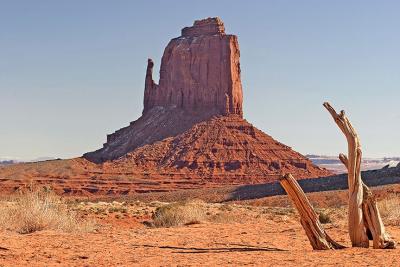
top-left (84, 106), bottom-right (219, 163)
top-left (113, 115), bottom-right (331, 181)
top-left (143, 17), bottom-right (243, 116)
top-left (85, 17), bottom-right (244, 163)
top-left (0, 114), bottom-right (332, 197)
top-left (81, 17), bottom-right (332, 187)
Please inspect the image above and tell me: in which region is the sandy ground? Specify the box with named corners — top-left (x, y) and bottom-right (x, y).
top-left (0, 200), bottom-right (399, 267)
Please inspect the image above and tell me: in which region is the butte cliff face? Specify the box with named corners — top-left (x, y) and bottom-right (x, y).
top-left (143, 17), bottom-right (243, 116)
top-left (83, 17), bottom-right (332, 184)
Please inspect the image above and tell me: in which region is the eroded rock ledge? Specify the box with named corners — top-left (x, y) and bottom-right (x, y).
top-left (181, 17), bottom-right (225, 37)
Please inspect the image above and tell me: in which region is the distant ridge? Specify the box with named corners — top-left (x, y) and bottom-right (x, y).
top-left (308, 155), bottom-right (400, 173)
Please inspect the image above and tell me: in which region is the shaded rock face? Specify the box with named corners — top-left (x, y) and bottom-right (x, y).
top-left (143, 17), bottom-right (243, 117)
top-left (83, 106), bottom-right (219, 163)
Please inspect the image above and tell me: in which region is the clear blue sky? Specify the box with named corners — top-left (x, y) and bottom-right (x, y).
top-left (1, 0), bottom-right (399, 160)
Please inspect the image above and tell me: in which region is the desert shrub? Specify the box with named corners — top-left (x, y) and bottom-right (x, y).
top-left (152, 200), bottom-right (206, 227)
top-left (219, 204), bottom-right (233, 212)
top-left (0, 188), bottom-right (96, 234)
top-left (268, 207), bottom-right (294, 216)
top-left (318, 211), bottom-right (332, 224)
top-left (378, 196), bottom-right (400, 226)
top-left (209, 212), bottom-right (238, 223)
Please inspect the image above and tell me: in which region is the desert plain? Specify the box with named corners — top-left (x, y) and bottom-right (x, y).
top-left (0, 183), bottom-right (399, 266)
top-left (1, 14), bottom-right (399, 267)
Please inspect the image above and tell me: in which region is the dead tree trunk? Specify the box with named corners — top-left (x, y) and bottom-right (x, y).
top-left (339, 154), bottom-right (396, 249)
top-left (324, 102), bottom-right (396, 249)
top-left (279, 174), bottom-right (345, 250)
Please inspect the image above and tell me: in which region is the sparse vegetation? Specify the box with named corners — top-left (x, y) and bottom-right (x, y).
top-left (318, 211), bottom-right (332, 224)
top-left (378, 196), bottom-right (400, 226)
top-left (0, 188), bottom-right (96, 234)
top-left (150, 201), bottom-right (283, 227)
top-left (219, 203), bottom-right (233, 212)
top-left (108, 206), bottom-right (128, 213)
top-left (152, 200), bottom-right (206, 227)
top-left (209, 212), bottom-right (238, 223)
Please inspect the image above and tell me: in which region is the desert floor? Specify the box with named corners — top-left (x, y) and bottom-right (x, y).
top-left (0, 197), bottom-right (399, 267)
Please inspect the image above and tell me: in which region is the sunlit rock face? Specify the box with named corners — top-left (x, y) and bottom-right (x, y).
top-left (143, 17), bottom-right (243, 117)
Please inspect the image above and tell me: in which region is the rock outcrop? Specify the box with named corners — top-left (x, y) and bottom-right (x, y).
top-left (84, 106), bottom-right (219, 163)
top-left (85, 17), bottom-right (244, 163)
top-left (112, 115), bottom-right (331, 181)
top-left (143, 17), bottom-right (243, 116)
top-left (83, 17), bottom-right (332, 184)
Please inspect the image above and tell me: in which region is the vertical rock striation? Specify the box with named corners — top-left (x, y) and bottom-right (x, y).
top-left (143, 17), bottom-right (243, 117)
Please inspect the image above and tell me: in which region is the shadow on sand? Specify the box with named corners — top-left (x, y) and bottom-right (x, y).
top-left (134, 243), bottom-right (287, 253)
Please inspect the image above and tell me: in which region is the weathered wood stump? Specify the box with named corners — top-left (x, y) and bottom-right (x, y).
top-left (279, 174), bottom-right (345, 250)
top-left (324, 102), bottom-right (396, 249)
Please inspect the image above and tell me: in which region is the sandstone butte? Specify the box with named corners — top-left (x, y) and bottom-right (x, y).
top-left (0, 18), bottom-right (332, 196)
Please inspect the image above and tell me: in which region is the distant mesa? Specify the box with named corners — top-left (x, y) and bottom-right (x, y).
top-left (83, 17), bottom-right (331, 181)
top-left (0, 160), bottom-right (17, 166)
top-left (307, 155), bottom-right (400, 174)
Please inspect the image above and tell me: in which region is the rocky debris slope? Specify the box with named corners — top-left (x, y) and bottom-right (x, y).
top-left (112, 115), bottom-right (330, 181)
top-left (84, 107), bottom-right (218, 163)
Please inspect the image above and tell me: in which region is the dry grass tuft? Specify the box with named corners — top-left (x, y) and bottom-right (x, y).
top-left (209, 212), bottom-right (239, 223)
top-left (152, 200), bottom-right (206, 227)
top-left (318, 211), bottom-right (332, 224)
top-left (151, 201), bottom-right (263, 227)
top-left (0, 188), bottom-right (96, 234)
top-left (378, 196), bottom-right (400, 226)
